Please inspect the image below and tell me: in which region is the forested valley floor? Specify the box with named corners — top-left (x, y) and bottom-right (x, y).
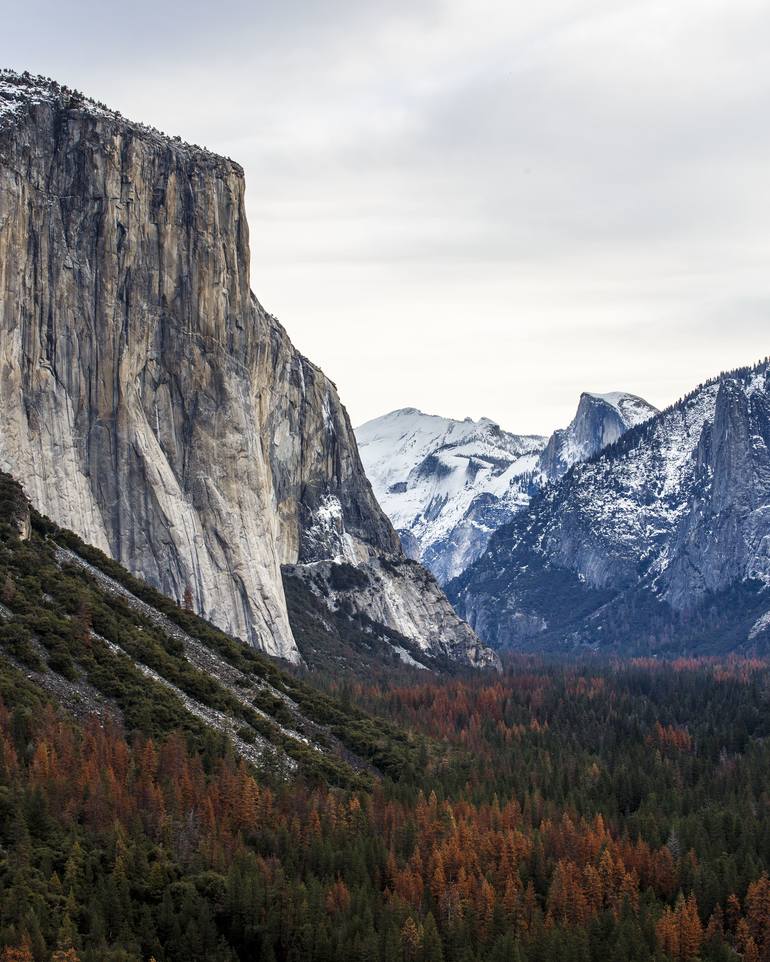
top-left (2, 462), bottom-right (769, 962)
top-left (2, 650), bottom-right (770, 962)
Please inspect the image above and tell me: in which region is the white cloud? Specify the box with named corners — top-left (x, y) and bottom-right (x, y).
top-left (2, 0), bottom-right (769, 433)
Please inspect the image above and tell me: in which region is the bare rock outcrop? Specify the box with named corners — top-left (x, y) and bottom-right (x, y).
top-left (0, 70), bottom-right (491, 668)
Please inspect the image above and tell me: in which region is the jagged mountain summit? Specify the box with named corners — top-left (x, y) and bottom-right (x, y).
top-left (356, 392), bottom-right (657, 584)
top-left (0, 69), bottom-right (497, 670)
top-left (448, 359), bottom-right (770, 656)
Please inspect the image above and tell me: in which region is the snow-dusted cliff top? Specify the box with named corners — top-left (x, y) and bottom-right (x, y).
top-left (0, 69), bottom-right (241, 169)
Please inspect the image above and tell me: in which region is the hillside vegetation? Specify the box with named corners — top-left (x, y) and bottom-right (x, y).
top-left (1, 473), bottom-right (770, 961)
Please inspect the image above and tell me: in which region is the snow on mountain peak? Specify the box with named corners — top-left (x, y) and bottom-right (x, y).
top-left (582, 391), bottom-right (659, 429)
top-left (449, 359), bottom-right (770, 655)
top-left (537, 391), bottom-right (659, 482)
top-left (355, 390), bottom-right (656, 585)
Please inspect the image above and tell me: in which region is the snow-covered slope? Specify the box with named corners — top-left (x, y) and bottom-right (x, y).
top-left (449, 360), bottom-right (770, 655)
top-left (356, 393), bottom-right (657, 585)
top-left (356, 410), bottom-right (545, 583)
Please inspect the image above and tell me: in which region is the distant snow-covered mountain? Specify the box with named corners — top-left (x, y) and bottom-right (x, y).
top-left (537, 392), bottom-right (658, 483)
top-left (355, 409), bottom-right (544, 584)
top-left (355, 392), bottom-right (657, 584)
top-left (448, 359), bottom-right (770, 656)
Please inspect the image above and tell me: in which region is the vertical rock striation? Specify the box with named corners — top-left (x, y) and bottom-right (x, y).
top-left (0, 70), bottom-right (490, 667)
top-left (535, 392), bottom-right (658, 483)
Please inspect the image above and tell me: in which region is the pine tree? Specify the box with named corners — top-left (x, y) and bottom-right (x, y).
top-left (183, 584), bottom-right (194, 611)
top-left (677, 894), bottom-right (703, 961)
top-left (421, 913), bottom-right (444, 962)
top-left (745, 874), bottom-right (770, 947)
top-left (402, 918), bottom-right (422, 962)
top-left (656, 905), bottom-right (679, 960)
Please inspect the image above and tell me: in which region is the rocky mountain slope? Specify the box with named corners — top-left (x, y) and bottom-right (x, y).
top-left (448, 359), bottom-right (770, 655)
top-left (0, 70), bottom-right (493, 669)
top-left (0, 468), bottom-right (426, 788)
top-left (284, 555), bottom-right (498, 672)
top-left (356, 393), bottom-right (656, 584)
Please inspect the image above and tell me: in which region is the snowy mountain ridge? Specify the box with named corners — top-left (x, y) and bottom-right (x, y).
top-left (448, 358), bottom-right (770, 655)
top-left (356, 392), bottom-right (658, 584)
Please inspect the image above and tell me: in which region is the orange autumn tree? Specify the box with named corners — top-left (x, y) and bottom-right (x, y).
top-left (0, 945), bottom-right (33, 962)
top-left (50, 950), bottom-right (80, 962)
top-left (745, 874), bottom-right (770, 952)
top-left (656, 894), bottom-right (703, 961)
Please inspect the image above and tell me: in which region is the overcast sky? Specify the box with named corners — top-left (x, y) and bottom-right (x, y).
top-left (3, 0), bottom-right (770, 434)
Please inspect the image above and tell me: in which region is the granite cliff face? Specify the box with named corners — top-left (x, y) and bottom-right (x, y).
top-left (448, 361), bottom-right (770, 655)
top-left (535, 392), bottom-right (657, 483)
top-left (661, 371), bottom-right (770, 606)
top-left (0, 70), bottom-right (491, 668)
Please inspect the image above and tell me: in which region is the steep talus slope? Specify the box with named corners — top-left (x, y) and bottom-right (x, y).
top-left (0, 70), bottom-right (489, 668)
top-left (448, 360), bottom-right (770, 654)
top-left (0, 468), bottom-right (438, 788)
top-left (284, 556), bottom-right (500, 671)
top-left (356, 393), bottom-right (656, 585)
